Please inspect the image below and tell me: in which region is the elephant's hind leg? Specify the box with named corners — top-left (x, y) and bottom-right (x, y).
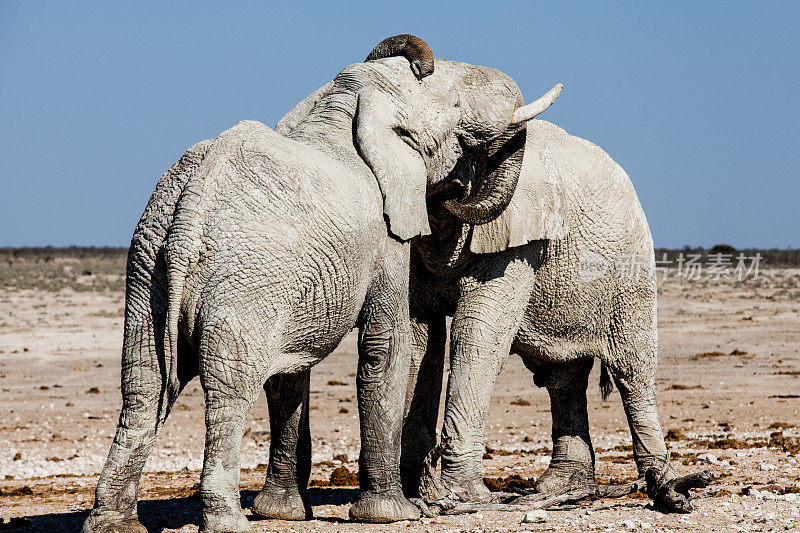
top-left (606, 297), bottom-right (690, 512)
top-left (198, 315), bottom-right (263, 532)
top-left (530, 358), bottom-right (596, 494)
top-left (400, 314), bottom-right (446, 496)
top-left (252, 370), bottom-right (312, 521)
top-left (83, 314), bottom-right (190, 533)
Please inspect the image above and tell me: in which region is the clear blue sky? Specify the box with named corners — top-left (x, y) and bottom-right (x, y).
top-left (1, 1), bottom-right (797, 248)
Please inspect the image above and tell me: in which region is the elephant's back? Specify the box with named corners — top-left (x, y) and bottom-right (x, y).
top-left (527, 120), bottom-right (652, 255)
top-left (173, 121), bottom-right (385, 366)
top-left (216, 120), bottom-right (381, 225)
top-left (516, 122), bottom-right (656, 363)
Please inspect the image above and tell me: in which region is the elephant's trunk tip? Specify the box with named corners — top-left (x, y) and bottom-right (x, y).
top-left (366, 34), bottom-right (435, 79)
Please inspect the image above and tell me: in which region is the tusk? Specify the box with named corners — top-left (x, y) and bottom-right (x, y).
top-left (510, 83), bottom-right (564, 124)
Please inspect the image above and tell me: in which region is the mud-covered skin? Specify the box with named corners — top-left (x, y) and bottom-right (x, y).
top-left (402, 120), bottom-right (685, 512)
top-left (84, 46), bottom-right (547, 530)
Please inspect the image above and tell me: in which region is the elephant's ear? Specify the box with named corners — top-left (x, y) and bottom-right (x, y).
top-left (470, 120), bottom-right (569, 253)
top-left (355, 86), bottom-right (431, 241)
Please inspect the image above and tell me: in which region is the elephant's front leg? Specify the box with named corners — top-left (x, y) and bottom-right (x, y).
top-left (436, 257), bottom-right (536, 500)
top-left (348, 247), bottom-right (420, 523)
top-left (252, 370), bottom-right (311, 520)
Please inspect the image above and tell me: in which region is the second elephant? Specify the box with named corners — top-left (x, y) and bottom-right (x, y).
top-left (401, 118), bottom-right (693, 512)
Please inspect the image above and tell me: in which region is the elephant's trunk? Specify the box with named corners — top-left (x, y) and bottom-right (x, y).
top-left (366, 34), bottom-right (434, 79)
top-left (443, 125), bottom-right (526, 225)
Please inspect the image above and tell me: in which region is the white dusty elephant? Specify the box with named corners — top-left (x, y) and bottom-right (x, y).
top-left (401, 119), bottom-right (704, 513)
top-left (82, 35), bottom-right (562, 532)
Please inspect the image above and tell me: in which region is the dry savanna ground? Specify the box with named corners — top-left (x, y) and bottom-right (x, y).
top-left (0, 250), bottom-right (799, 532)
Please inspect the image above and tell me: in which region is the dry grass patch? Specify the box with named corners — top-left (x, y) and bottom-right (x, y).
top-left (693, 349), bottom-right (752, 360)
top-left (666, 384), bottom-right (704, 391)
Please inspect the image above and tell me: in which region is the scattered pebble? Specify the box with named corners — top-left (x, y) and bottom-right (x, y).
top-left (521, 509), bottom-right (547, 523)
top-left (698, 452), bottom-right (719, 465)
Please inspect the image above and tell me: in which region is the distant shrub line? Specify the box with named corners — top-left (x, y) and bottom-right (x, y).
top-left (1, 245), bottom-right (799, 267)
top-left (0, 246), bottom-right (127, 260)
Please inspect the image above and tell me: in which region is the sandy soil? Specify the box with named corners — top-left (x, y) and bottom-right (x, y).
top-left (1, 257), bottom-right (798, 532)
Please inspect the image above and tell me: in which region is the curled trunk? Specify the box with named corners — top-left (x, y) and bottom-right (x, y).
top-left (366, 34), bottom-right (435, 79)
top-left (444, 125), bottom-right (526, 225)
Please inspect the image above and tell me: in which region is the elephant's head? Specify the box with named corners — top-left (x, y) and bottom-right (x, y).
top-left (278, 35), bottom-right (562, 242)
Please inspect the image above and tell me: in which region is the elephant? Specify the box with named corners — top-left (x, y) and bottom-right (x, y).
top-left (400, 117), bottom-right (697, 513)
top-left (82, 35), bottom-right (562, 532)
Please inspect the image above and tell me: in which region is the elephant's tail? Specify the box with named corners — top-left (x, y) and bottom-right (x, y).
top-left (599, 361), bottom-right (613, 401)
top-left (162, 162), bottom-right (208, 411)
top-left (163, 247), bottom-right (186, 411)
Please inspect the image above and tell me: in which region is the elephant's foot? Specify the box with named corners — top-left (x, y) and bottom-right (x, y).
top-left (202, 509), bottom-right (250, 533)
top-left (419, 471), bottom-right (498, 503)
top-left (252, 485), bottom-right (310, 521)
top-left (349, 490), bottom-right (420, 523)
top-left (440, 474), bottom-right (493, 501)
top-left (534, 459), bottom-right (595, 494)
top-left (646, 467), bottom-right (712, 514)
top-left (81, 511), bottom-right (147, 533)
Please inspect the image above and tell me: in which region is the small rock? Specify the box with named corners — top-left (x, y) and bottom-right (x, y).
top-left (697, 453), bottom-right (719, 465)
top-left (758, 463), bottom-right (777, 471)
top-left (621, 519), bottom-right (636, 529)
top-left (521, 509), bottom-right (547, 523)
top-left (641, 522), bottom-right (652, 529)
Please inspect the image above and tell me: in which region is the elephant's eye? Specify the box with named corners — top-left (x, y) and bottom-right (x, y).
top-left (393, 126), bottom-right (419, 151)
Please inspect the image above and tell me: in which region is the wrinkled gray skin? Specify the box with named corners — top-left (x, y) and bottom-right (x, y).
top-left (82, 51), bottom-right (534, 531)
top-left (401, 121), bottom-right (686, 511)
